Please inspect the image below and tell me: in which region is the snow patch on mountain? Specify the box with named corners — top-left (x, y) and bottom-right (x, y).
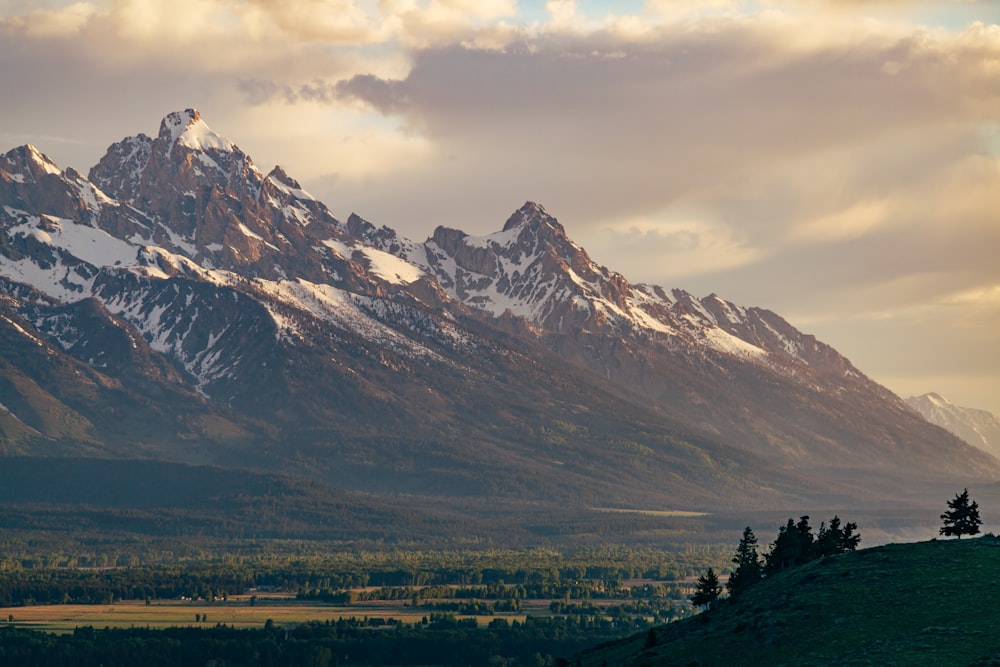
top-left (96, 277), bottom-right (246, 393)
top-left (1, 215), bottom-right (132, 301)
top-left (26, 145), bottom-right (62, 176)
top-left (267, 170), bottom-right (317, 202)
top-left (252, 277), bottom-right (440, 359)
top-left (321, 239), bottom-right (425, 285)
top-left (162, 109), bottom-right (235, 154)
top-left (702, 327), bottom-right (767, 359)
top-left (137, 246), bottom-right (212, 280)
top-left (360, 247), bottom-right (425, 285)
top-left (155, 224), bottom-right (200, 259)
top-left (71, 177), bottom-right (115, 213)
top-left (7, 215), bottom-right (136, 268)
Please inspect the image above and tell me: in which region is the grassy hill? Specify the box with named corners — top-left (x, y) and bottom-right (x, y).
top-left (578, 536), bottom-right (1000, 667)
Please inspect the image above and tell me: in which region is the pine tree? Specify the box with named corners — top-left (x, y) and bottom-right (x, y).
top-left (815, 516), bottom-right (861, 557)
top-left (764, 517), bottom-right (812, 574)
top-left (690, 568), bottom-right (721, 610)
top-left (795, 515), bottom-right (815, 555)
top-left (727, 526), bottom-right (762, 598)
top-left (940, 488), bottom-right (982, 539)
top-left (838, 518), bottom-right (861, 553)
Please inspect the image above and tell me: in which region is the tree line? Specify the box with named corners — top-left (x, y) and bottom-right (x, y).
top-left (692, 488), bottom-right (986, 609)
top-left (0, 612), bottom-right (649, 667)
top-left (691, 513), bottom-right (861, 609)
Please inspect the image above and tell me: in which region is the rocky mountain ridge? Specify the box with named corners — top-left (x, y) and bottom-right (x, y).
top-left (1, 109), bottom-right (995, 511)
top-left (906, 393), bottom-right (1000, 460)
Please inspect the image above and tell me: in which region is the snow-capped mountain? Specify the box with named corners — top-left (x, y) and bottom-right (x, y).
top-left (1, 109), bottom-right (995, 509)
top-left (906, 393), bottom-right (1000, 460)
top-left (351, 201), bottom-right (870, 378)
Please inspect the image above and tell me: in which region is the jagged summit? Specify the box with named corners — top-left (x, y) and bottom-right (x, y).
top-left (80, 109), bottom-right (369, 286)
top-left (89, 108), bottom-right (254, 205)
top-left (502, 201), bottom-right (564, 234)
top-left (159, 108), bottom-right (200, 143)
top-left (267, 165), bottom-right (301, 188)
top-left (158, 108), bottom-right (236, 154)
top-left (1, 144), bottom-right (62, 182)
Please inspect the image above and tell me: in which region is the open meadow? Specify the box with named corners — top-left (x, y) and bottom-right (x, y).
top-left (3, 596), bottom-right (528, 633)
top-left (4, 585), bottom-right (617, 633)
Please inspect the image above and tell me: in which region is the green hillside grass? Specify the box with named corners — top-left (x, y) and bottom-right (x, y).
top-left (579, 536), bottom-right (1000, 667)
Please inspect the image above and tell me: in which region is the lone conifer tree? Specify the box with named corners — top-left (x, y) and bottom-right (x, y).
top-left (727, 526), bottom-right (762, 598)
top-left (940, 488), bottom-right (982, 539)
top-left (690, 568), bottom-right (721, 610)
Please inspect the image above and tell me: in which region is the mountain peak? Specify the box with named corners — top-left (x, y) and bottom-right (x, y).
top-left (502, 201), bottom-right (566, 236)
top-left (158, 108), bottom-right (235, 153)
top-left (158, 108), bottom-right (200, 143)
top-left (906, 393), bottom-right (1000, 459)
top-left (3, 144), bottom-right (62, 180)
top-left (267, 165), bottom-right (298, 188)
top-left (916, 392), bottom-right (951, 407)
top-left (25, 144), bottom-right (60, 171)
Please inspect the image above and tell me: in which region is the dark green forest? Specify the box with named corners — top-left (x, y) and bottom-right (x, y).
top-left (0, 549), bottom-right (720, 667)
top-left (0, 616), bottom-right (637, 667)
top-left (0, 546), bottom-right (725, 607)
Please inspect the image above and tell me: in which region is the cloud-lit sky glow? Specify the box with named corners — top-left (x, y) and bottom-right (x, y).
top-left (2, 0), bottom-right (998, 415)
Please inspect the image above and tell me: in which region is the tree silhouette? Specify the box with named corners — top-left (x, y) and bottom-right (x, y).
top-left (727, 526), bottom-right (762, 598)
top-left (690, 568), bottom-right (721, 610)
top-left (940, 488), bottom-right (982, 539)
top-left (815, 516), bottom-right (861, 557)
top-left (764, 517), bottom-right (814, 575)
top-left (764, 514), bottom-right (861, 575)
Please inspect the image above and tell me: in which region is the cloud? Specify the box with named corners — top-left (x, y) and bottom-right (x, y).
top-left (323, 13), bottom-right (1000, 414)
top-left (236, 0), bottom-right (377, 43)
top-left (584, 217), bottom-right (766, 282)
top-left (0, 2), bottom-right (98, 37)
top-left (331, 19), bottom-right (1000, 230)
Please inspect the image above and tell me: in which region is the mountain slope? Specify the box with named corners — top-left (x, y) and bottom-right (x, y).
top-left (907, 393), bottom-right (1000, 460)
top-left (578, 536), bottom-right (1000, 666)
top-left (350, 202), bottom-right (994, 477)
top-left (1, 109), bottom-right (996, 515)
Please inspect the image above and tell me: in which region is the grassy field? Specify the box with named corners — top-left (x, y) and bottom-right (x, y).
top-left (579, 536), bottom-right (1000, 666)
top-left (2, 596), bottom-right (536, 634)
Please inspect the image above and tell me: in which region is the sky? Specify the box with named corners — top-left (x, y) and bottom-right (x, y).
top-left (1, 0), bottom-right (999, 416)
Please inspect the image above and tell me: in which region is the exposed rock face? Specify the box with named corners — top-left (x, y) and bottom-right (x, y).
top-left (414, 202), bottom-right (635, 333)
top-left (0, 109), bottom-right (995, 509)
top-left (1, 145), bottom-right (99, 224)
top-left (87, 109), bottom-right (370, 287)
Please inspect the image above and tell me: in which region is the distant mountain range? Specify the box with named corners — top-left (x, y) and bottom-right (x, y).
top-left (1, 109), bottom-right (995, 516)
top-left (906, 393), bottom-right (1000, 461)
